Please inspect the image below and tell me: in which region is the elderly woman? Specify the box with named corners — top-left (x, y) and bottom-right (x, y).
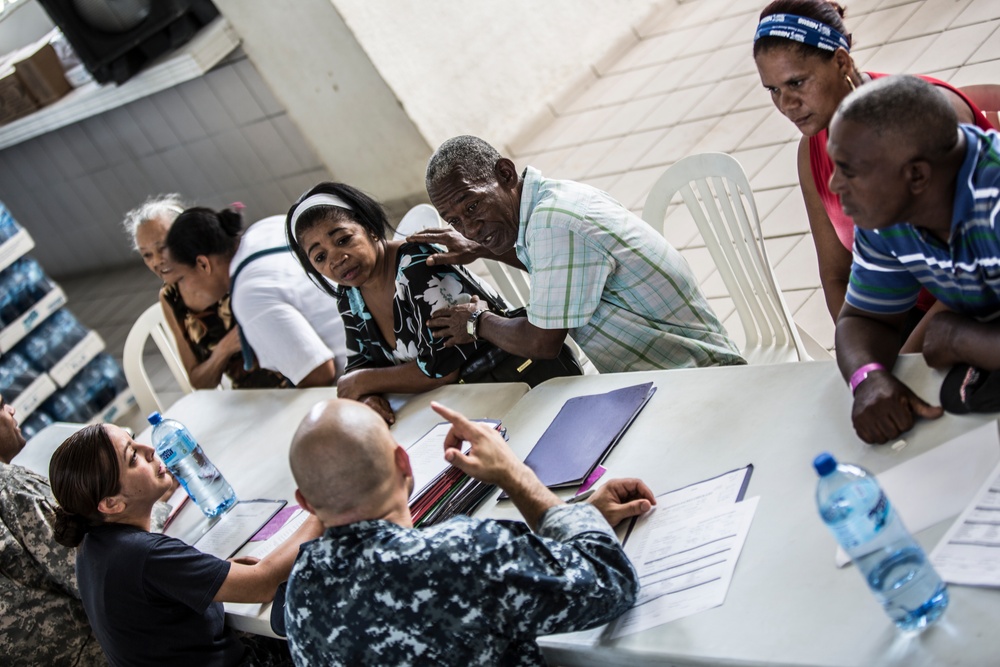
top-left (123, 195), bottom-right (288, 389)
top-left (286, 182), bottom-right (581, 423)
top-left (752, 0), bottom-right (994, 351)
top-left (49, 423), bottom-right (322, 666)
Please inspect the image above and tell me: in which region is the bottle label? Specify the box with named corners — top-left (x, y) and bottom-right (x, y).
top-left (829, 491), bottom-right (892, 548)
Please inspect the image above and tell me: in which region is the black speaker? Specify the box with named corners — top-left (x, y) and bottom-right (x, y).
top-left (36, 0), bottom-right (220, 85)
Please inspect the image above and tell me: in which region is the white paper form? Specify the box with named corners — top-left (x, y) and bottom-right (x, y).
top-left (406, 420), bottom-right (498, 497)
top-left (835, 421), bottom-right (1000, 566)
top-left (611, 496), bottom-right (759, 638)
top-left (192, 500), bottom-right (285, 559)
top-left (931, 458), bottom-right (1000, 586)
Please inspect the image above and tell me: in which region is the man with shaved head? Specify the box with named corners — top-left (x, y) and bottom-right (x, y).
top-left (284, 398), bottom-right (653, 666)
top-left (830, 75), bottom-right (1000, 443)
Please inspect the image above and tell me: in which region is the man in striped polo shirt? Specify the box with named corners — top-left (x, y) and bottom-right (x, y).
top-left (413, 135), bottom-right (744, 374)
top-left (830, 75), bottom-right (1000, 444)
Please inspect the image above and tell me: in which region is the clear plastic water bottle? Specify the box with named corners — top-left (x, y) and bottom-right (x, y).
top-left (148, 412), bottom-right (237, 517)
top-left (0, 204), bottom-right (19, 244)
top-left (814, 452), bottom-right (948, 631)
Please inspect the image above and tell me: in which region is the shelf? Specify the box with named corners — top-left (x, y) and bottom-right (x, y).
top-left (0, 284), bottom-right (66, 353)
top-left (48, 329), bottom-right (105, 387)
top-left (10, 372), bottom-right (55, 418)
top-left (0, 17), bottom-right (240, 150)
top-left (90, 388), bottom-right (136, 424)
top-left (0, 227), bottom-right (34, 273)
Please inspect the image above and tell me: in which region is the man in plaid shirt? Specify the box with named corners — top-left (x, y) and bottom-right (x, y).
top-left (416, 135), bottom-right (743, 373)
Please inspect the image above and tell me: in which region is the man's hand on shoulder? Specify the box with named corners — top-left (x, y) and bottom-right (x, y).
top-left (588, 478), bottom-right (655, 528)
top-left (852, 372), bottom-right (943, 444)
top-left (406, 228), bottom-right (484, 266)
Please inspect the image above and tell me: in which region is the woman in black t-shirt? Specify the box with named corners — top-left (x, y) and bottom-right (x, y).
top-left (48, 424), bottom-right (321, 666)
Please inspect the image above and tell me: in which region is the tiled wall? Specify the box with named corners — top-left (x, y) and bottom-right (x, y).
top-left (0, 50), bottom-right (332, 279)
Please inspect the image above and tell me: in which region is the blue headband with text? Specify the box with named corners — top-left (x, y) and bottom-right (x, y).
top-left (754, 13), bottom-right (850, 53)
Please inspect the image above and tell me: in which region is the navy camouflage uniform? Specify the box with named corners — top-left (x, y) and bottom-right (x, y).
top-left (285, 503), bottom-right (638, 666)
top-left (0, 462), bottom-right (105, 666)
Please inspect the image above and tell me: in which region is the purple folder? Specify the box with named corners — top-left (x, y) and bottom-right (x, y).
top-left (522, 382), bottom-right (656, 488)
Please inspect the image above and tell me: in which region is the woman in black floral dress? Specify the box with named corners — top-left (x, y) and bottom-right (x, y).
top-left (286, 183), bottom-right (579, 422)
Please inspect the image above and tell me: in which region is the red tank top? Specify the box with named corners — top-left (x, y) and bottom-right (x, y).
top-left (809, 72), bottom-right (993, 311)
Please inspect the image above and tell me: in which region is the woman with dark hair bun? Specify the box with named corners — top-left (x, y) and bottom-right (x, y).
top-left (166, 206), bottom-right (347, 388)
top-left (286, 182), bottom-right (581, 423)
top-left (124, 200), bottom-right (290, 391)
top-left (752, 0), bottom-right (994, 351)
top-left (49, 424), bottom-right (322, 666)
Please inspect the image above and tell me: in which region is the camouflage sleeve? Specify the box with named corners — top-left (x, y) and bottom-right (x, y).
top-left (477, 504), bottom-right (638, 639)
top-left (1, 469), bottom-right (80, 598)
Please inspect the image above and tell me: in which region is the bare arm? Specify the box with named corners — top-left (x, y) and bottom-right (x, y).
top-left (159, 290), bottom-right (242, 389)
top-left (922, 311), bottom-right (1000, 370)
top-left (426, 305), bottom-right (568, 359)
top-left (798, 138), bottom-right (853, 322)
top-left (407, 227), bottom-right (526, 270)
top-left (213, 515), bottom-right (324, 603)
top-left (900, 299), bottom-right (951, 354)
top-left (295, 359), bottom-right (338, 388)
top-left (836, 304), bottom-right (943, 444)
top-left (336, 363), bottom-right (459, 399)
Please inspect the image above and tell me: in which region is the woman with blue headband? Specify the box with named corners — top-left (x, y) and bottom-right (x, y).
top-left (752, 0), bottom-right (994, 351)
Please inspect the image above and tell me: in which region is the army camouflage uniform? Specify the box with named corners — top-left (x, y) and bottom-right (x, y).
top-left (285, 503), bottom-right (638, 666)
top-left (0, 462), bottom-right (105, 667)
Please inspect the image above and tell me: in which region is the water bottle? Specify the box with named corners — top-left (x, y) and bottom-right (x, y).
top-left (0, 204), bottom-right (19, 244)
top-left (148, 412), bottom-right (237, 517)
top-left (814, 452), bottom-right (948, 631)
top-left (20, 410), bottom-right (53, 441)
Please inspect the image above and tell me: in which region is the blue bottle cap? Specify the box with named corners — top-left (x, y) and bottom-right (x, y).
top-left (147, 412), bottom-right (163, 426)
top-left (813, 452), bottom-right (837, 476)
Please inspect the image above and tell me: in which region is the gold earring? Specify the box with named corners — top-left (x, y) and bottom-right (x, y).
top-left (845, 74), bottom-right (856, 92)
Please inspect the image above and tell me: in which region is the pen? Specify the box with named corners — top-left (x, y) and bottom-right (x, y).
top-left (567, 489), bottom-right (595, 504)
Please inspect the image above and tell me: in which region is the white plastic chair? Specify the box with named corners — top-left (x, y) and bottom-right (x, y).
top-left (394, 203), bottom-right (444, 239)
top-left (643, 152), bottom-right (826, 364)
top-left (122, 303), bottom-right (193, 415)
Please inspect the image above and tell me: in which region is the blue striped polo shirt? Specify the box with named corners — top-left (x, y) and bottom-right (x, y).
top-left (846, 125), bottom-right (1000, 320)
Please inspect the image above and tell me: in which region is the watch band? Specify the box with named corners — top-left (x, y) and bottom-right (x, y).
top-left (466, 309), bottom-right (485, 340)
top-left (849, 362), bottom-right (886, 394)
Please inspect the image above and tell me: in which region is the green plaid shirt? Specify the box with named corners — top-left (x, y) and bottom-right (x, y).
top-left (515, 167), bottom-right (744, 373)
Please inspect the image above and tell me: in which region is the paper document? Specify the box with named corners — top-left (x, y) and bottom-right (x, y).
top-left (931, 457), bottom-right (1000, 586)
top-left (192, 500), bottom-right (286, 559)
top-left (611, 496), bottom-right (759, 638)
top-left (406, 420), bottom-right (499, 497)
top-left (835, 421), bottom-right (1000, 566)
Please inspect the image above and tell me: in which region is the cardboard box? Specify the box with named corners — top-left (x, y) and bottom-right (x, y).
top-left (0, 65), bottom-right (38, 126)
top-left (13, 42), bottom-right (71, 107)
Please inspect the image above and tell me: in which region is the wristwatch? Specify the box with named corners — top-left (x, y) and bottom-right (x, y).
top-left (466, 309), bottom-right (485, 340)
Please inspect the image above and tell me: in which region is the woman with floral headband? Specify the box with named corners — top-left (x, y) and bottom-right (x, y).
top-left (752, 0), bottom-right (994, 351)
top-left (285, 182), bottom-right (581, 424)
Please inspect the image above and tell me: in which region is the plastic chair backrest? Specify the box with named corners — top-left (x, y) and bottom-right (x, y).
top-left (122, 303), bottom-right (193, 415)
top-left (643, 153), bottom-right (810, 364)
top-left (393, 204), bottom-right (443, 239)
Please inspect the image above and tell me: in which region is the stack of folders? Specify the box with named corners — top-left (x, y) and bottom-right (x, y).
top-left (520, 381), bottom-right (656, 490)
top-left (407, 420), bottom-right (506, 527)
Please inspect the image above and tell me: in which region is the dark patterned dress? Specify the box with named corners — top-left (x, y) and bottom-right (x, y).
top-left (337, 242), bottom-right (508, 378)
top-left (162, 283), bottom-right (290, 388)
